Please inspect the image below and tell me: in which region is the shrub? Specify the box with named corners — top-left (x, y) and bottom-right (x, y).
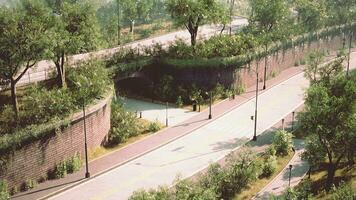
top-left (331, 182), bottom-right (355, 200)
top-left (174, 179), bottom-right (216, 200)
top-left (139, 29), bottom-right (153, 38)
top-left (0, 180), bottom-right (9, 200)
top-left (212, 83), bottom-right (225, 101)
top-left (21, 86), bottom-right (75, 126)
top-left (24, 179), bottom-right (37, 191)
top-left (272, 130), bottom-right (294, 156)
top-left (199, 163), bottom-right (226, 198)
top-left (129, 186), bottom-right (171, 200)
top-left (235, 84), bottom-right (246, 95)
top-left (260, 155), bottom-right (277, 178)
top-left (148, 121), bottom-right (161, 132)
top-left (154, 75), bottom-right (174, 101)
top-left (66, 153), bottom-right (82, 173)
top-left (176, 96), bottom-right (183, 108)
top-left (54, 161), bottom-right (67, 179)
top-left (0, 105), bottom-right (16, 135)
top-left (109, 100), bottom-right (139, 144)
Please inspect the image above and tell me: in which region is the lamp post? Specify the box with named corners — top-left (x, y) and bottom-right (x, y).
top-left (82, 103), bottom-right (90, 178)
top-left (117, 0), bottom-right (121, 45)
top-left (166, 102), bottom-right (168, 126)
top-left (263, 44), bottom-right (268, 90)
top-left (288, 164), bottom-right (293, 187)
top-left (208, 91), bottom-right (212, 119)
top-left (253, 72), bottom-right (259, 141)
top-left (346, 33), bottom-right (352, 77)
top-left (291, 111), bottom-right (295, 131)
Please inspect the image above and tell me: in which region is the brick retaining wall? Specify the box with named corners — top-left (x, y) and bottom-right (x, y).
top-left (0, 94), bottom-right (112, 190)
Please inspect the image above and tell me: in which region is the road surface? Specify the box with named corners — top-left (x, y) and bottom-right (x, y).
top-left (49, 72), bottom-right (308, 200)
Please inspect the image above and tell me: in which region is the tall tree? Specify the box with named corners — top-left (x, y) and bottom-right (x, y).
top-left (294, 0), bottom-right (327, 33)
top-left (166, 0), bottom-right (229, 46)
top-left (48, 0), bottom-right (101, 88)
top-left (0, 0), bottom-right (51, 118)
top-left (299, 60), bottom-right (356, 190)
top-left (121, 0), bottom-right (138, 37)
top-left (248, 0), bottom-right (290, 89)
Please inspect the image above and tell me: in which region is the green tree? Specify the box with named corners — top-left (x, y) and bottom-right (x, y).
top-left (48, 0), bottom-right (101, 88)
top-left (248, 0), bottom-right (289, 89)
top-left (294, 0), bottom-right (327, 33)
top-left (166, 0), bottom-right (229, 46)
top-left (299, 69), bottom-right (356, 190)
top-left (121, 0), bottom-right (138, 37)
top-left (0, 0), bottom-right (51, 118)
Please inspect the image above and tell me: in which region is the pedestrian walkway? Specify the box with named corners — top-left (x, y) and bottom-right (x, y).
top-left (122, 98), bottom-right (198, 126)
top-left (254, 140), bottom-right (309, 199)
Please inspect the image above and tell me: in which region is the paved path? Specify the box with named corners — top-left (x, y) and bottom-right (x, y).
top-left (13, 17), bottom-right (248, 87)
top-left (49, 72), bottom-right (308, 200)
top-left (122, 98), bottom-right (198, 126)
top-left (254, 140), bottom-right (309, 199)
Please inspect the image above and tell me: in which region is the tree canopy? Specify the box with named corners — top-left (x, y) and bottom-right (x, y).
top-left (166, 0), bottom-right (229, 46)
top-left (0, 0), bottom-right (52, 117)
top-left (299, 61), bottom-right (356, 190)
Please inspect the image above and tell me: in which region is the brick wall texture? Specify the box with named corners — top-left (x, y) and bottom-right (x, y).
top-left (0, 95), bottom-right (111, 190)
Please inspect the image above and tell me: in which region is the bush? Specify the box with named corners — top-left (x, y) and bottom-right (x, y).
top-left (154, 75), bottom-right (174, 101)
top-left (272, 130), bottom-right (294, 156)
top-left (109, 100), bottom-right (139, 144)
top-left (260, 155), bottom-right (277, 178)
top-left (24, 179), bottom-right (37, 191)
top-left (54, 161), bottom-right (67, 179)
top-left (331, 182), bottom-right (355, 200)
top-left (0, 180), bottom-right (9, 200)
top-left (21, 86), bottom-right (75, 126)
top-left (66, 152), bottom-right (82, 173)
top-left (148, 121), bottom-right (161, 132)
top-left (129, 186), bottom-right (171, 200)
top-left (0, 105), bottom-right (16, 135)
top-left (176, 96), bottom-right (183, 107)
top-left (174, 179), bottom-right (216, 200)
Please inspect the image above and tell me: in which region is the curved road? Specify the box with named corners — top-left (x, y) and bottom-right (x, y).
top-left (49, 72), bottom-right (308, 200)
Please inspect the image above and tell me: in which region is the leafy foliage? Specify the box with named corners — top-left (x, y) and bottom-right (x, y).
top-left (0, 180), bottom-right (9, 200)
top-left (66, 152), bottom-right (82, 174)
top-left (272, 130), bottom-right (293, 156)
top-left (331, 182), bottom-right (356, 200)
top-left (166, 0), bottom-right (229, 46)
top-left (148, 121), bottom-right (161, 132)
top-left (109, 100), bottom-right (139, 144)
top-left (299, 70), bottom-right (356, 189)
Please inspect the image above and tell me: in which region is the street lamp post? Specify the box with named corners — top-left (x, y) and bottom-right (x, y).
top-left (288, 164), bottom-right (293, 187)
top-left (209, 91), bottom-right (212, 119)
top-left (263, 45), bottom-right (268, 90)
top-left (346, 33), bottom-right (352, 76)
top-left (253, 72), bottom-right (259, 141)
top-left (291, 111), bottom-right (295, 131)
top-left (166, 102), bottom-right (168, 126)
top-left (82, 103), bottom-right (90, 178)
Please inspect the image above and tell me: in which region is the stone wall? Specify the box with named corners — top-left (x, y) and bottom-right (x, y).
top-left (0, 94), bottom-right (112, 190)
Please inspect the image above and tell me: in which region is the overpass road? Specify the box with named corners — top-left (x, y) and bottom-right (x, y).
top-left (10, 17), bottom-right (248, 88)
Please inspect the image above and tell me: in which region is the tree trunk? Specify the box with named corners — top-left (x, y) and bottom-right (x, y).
top-left (326, 163), bottom-right (336, 190)
top-left (191, 31), bottom-right (197, 46)
top-left (55, 52), bottom-right (66, 88)
top-left (220, 24), bottom-right (226, 35)
top-left (10, 78), bottom-right (19, 120)
top-left (130, 21), bottom-right (134, 35)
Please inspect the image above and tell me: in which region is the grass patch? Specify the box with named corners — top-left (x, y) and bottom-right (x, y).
top-left (233, 152), bottom-right (294, 200)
